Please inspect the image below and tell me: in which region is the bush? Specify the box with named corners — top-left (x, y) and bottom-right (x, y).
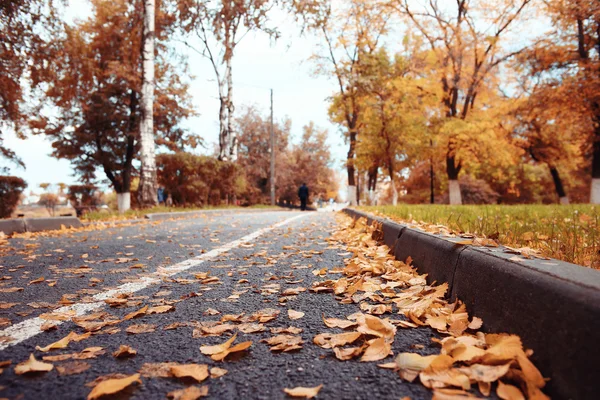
top-left (0, 176), bottom-right (27, 218)
top-left (68, 185), bottom-right (101, 216)
top-left (456, 175), bottom-right (499, 205)
top-left (39, 193), bottom-right (59, 216)
top-left (157, 153), bottom-right (245, 206)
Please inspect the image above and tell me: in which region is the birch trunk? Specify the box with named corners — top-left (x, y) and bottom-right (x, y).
top-left (226, 56), bottom-right (236, 161)
top-left (448, 180), bottom-right (462, 205)
top-left (137, 0), bottom-right (158, 207)
top-left (390, 179), bottom-right (398, 206)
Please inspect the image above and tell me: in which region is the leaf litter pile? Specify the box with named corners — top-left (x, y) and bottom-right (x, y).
top-left (312, 216), bottom-right (548, 400)
top-left (0, 213), bottom-right (549, 399)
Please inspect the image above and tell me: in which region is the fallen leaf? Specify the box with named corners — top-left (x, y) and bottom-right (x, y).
top-left (170, 364), bottom-right (209, 383)
top-left (126, 324), bottom-right (156, 334)
top-left (210, 367), bottom-right (228, 378)
top-left (261, 335), bottom-right (303, 352)
top-left (313, 332), bottom-right (361, 349)
top-left (322, 315), bottom-right (357, 329)
top-left (396, 353), bottom-right (437, 382)
top-left (113, 345), bottom-right (137, 358)
top-left (14, 354), bottom-right (53, 375)
top-left (147, 305), bottom-right (174, 314)
top-left (200, 334), bottom-right (252, 361)
top-left (167, 386), bottom-right (209, 400)
top-left (56, 361), bottom-right (90, 376)
top-left (288, 309), bottom-right (305, 320)
top-left (35, 332), bottom-right (76, 352)
top-left (139, 362), bottom-right (179, 378)
top-left (283, 385), bottom-right (323, 399)
top-left (497, 381), bottom-right (525, 400)
top-left (87, 373), bottom-right (141, 400)
top-left (360, 337), bottom-right (392, 362)
top-left (124, 305), bottom-right (148, 320)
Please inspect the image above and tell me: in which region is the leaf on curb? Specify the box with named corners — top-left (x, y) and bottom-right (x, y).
top-left (360, 338), bottom-right (391, 362)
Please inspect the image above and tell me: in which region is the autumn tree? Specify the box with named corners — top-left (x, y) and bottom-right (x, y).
top-left (311, 0), bottom-right (389, 205)
top-left (390, 0), bottom-right (535, 204)
top-left (31, 0), bottom-right (196, 212)
top-left (137, 0), bottom-right (159, 208)
top-left (236, 106), bottom-right (337, 205)
top-left (529, 0), bottom-right (600, 203)
top-left (236, 106), bottom-right (291, 204)
top-left (0, 0), bottom-right (61, 170)
top-left (341, 47), bottom-right (438, 205)
top-left (177, 0), bottom-right (278, 161)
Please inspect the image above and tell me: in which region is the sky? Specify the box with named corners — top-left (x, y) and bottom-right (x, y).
top-left (3, 1), bottom-right (347, 194)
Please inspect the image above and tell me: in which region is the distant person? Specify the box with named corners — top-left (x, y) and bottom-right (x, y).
top-left (157, 187), bottom-right (165, 204)
top-left (298, 183), bottom-right (309, 211)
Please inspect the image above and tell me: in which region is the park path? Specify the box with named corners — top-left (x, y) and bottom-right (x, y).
top-left (0, 210), bottom-right (436, 399)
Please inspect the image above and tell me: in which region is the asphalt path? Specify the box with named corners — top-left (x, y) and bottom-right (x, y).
top-left (0, 210), bottom-right (435, 400)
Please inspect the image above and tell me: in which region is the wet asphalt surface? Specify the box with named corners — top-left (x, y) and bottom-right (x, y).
top-left (0, 210), bottom-right (436, 400)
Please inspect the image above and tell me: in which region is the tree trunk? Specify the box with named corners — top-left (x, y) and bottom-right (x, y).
top-left (591, 116), bottom-right (600, 204)
top-left (137, 0), bottom-right (158, 208)
top-left (218, 94), bottom-right (227, 161)
top-left (446, 148), bottom-right (462, 205)
top-left (346, 130), bottom-right (357, 205)
top-left (548, 165), bottom-right (569, 205)
top-left (117, 193), bottom-right (131, 213)
top-left (226, 57), bottom-right (236, 161)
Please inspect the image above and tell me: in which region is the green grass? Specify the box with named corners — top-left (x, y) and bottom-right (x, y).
top-left (361, 204), bottom-right (600, 268)
top-left (81, 204), bottom-right (279, 222)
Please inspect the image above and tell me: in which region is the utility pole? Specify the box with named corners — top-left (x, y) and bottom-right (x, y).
top-left (270, 89), bottom-right (275, 206)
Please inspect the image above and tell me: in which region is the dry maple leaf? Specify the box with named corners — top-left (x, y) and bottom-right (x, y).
top-left (14, 354), bottom-right (53, 375)
top-left (113, 345), bottom-right (137, 358)
top-left (139, 362), bottom-right (179, 378)
top-left (87, 373), bottom-right (141, 400)
top-left (288, 309), bottom-right (305, 320)
top-left (237, 323), bottom-right (265, 334)
top-left (283, 384), bottom-right (323, 399)
top-left (333, 346), bottom-right (365, 361)
top-left (167, 385), bottom-right (209, 400)
top-left (170, 364), bottom-right (209, 383)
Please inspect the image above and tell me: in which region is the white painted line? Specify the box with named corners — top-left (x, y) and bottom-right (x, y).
top-left (0, 213), bottom-right (309, 351)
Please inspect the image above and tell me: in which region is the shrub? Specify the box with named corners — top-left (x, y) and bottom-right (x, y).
top-left (157, 153), bottom-right (244, 206)
top-left (39, 193), bottom-right (59, 216)
top-left (0, 176), bottom-right (27, 218)
top-left (457, 175), bottom-right (500, 205)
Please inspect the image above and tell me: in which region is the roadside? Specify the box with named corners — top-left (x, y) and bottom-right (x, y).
top-left (363, 204), bottom-right (600, 268)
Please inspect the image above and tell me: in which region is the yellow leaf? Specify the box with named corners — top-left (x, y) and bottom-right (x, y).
top-left (360, 337), bottom-right (391, 362)
top-left (14, 354), bottom-right (53, 375)
top-left (283, 384), bottom-right (323, 399)
top-left (288, 310), bottom-right (305, 320)
top-left (87, 373), bottom-right (141, 400)
top-left (199, 334), bottom-right (238, 355)
top-left (497, 381), bottom-right (525, 400)
top-left (170, 364), bottom-right (209, 383)
top-left (167, 386), bottom-right (209, 400)
top-left (35, 331), bottom-right (76, 352)
top-left (113, 345), bottom-right (137, 358)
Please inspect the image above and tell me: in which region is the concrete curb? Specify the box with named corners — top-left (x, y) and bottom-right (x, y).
top-left (343, 208), bottom-right (600, 400)
top-left (0, 217), bottom-right (82, 235)
top-left (144, 207), bottom-right (288, 221)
